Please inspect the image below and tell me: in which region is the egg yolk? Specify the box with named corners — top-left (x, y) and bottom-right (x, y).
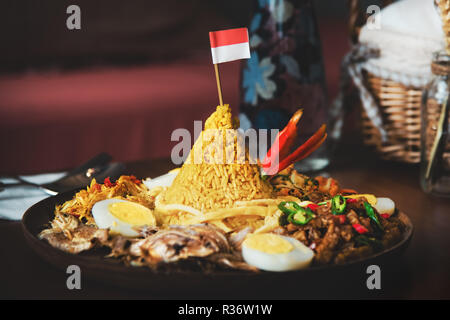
top-left (244, 234), bottom-right (293, 254)
top-left (108, 202), bottom-right (155, 225)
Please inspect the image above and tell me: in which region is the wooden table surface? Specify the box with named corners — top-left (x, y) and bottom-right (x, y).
top-left (1, 153), bottom-right (450, 299)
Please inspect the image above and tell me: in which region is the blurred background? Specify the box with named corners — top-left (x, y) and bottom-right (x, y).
top-left (0, 0), bottom-right (382, 174)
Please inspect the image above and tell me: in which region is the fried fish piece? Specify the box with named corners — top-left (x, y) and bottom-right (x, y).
top-left (129, 223), bottom-right (230, 264)
top-left (39, 214), bottom-right (108, 254)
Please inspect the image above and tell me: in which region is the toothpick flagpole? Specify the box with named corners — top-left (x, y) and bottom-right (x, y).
top-left (214, 63), bottom-right (224, 106)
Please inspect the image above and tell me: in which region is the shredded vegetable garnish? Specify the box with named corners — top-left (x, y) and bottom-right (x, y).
top-left (55, 175), bottom-right (153, 225)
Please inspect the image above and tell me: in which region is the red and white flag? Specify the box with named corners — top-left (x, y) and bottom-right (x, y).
top-left (209, 28), bottom-right (250, 64)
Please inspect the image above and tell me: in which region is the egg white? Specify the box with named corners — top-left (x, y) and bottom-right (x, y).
top-left (143, 169), bottom-right (179, 189)
top-left (92, 199), bottom-right (155, 237)
top-left (242, 235), bottom-right (314, 272)
top-left (374, 197), bottom-right (396, 216)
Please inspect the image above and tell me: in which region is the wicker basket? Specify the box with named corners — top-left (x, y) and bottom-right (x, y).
top-left (349, 0), bottom-right (424, 163)
top-left (361, 71), bottom-right (423, 163)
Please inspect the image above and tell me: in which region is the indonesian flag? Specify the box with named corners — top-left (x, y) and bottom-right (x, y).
top-left (209, 28), bottom-right (250, 64)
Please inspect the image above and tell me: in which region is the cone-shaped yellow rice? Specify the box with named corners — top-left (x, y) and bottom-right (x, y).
top-left (162, 105), bottom-right (273, 211)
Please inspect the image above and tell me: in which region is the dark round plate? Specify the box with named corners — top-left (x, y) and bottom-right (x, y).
top-left (22, 189), bottom-right (413, 295)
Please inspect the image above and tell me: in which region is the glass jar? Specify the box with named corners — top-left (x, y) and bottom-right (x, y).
top-left (420, 51), bottom-right (450, 196)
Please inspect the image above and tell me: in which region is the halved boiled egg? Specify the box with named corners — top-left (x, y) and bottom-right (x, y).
top-left (373, 197), bottom-right (396, 216)
top-left (92, 199), bottom-right (156, 237)
top-left (242, 233), bottom-right (314, 272)
top-left (143, 168), bottom-right (180, 189)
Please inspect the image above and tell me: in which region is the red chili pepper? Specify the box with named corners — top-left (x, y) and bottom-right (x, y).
top-left (92, 183), bottom-right (101, 192)
top-left (346, 198), bottom-right (358, 204)
top-left (104, 177), bottom-right (116, 188)
top-left (306, 203), bottom-right (319, 211)
top-left (352, 223), bottom-right (368, 234)
top-left (130, 175), bottom-right (141, 184)
top-left (336, 215), bottom-right (346, 224)
top-left (380, 213), bottom-right (390, 219)
top-left (340, 188), bottom-right (358, 195)
top-left (274, 125), bottom-right (327, 175)
top-left (263, 109), bottom-right (303, 170)
top-left (262, 110), bottom-right (327, 176)
top-left (68, 208), bottom-right (80, 217)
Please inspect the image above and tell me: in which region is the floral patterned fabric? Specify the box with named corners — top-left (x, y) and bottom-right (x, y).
top-left (240, 0), bottom-right (328, 139)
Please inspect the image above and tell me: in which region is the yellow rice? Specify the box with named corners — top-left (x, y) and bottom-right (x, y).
top-left (162, 104), bottom-right (273, 211)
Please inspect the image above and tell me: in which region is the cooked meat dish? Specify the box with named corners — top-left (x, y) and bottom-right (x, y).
top-left (272, 197), bottom-right (404, 265)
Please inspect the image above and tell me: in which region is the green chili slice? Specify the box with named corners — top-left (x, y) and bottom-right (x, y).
top-left (278, 201), bottom-right (301, 215)
top-left (278, 202), bottom-right (315, 226)
top-left (363, 202), bottom-right (384, 231)
top-left (331, 195), bottom-right (346, 215)
top-left (287, 207), bottom-right (315, 226)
